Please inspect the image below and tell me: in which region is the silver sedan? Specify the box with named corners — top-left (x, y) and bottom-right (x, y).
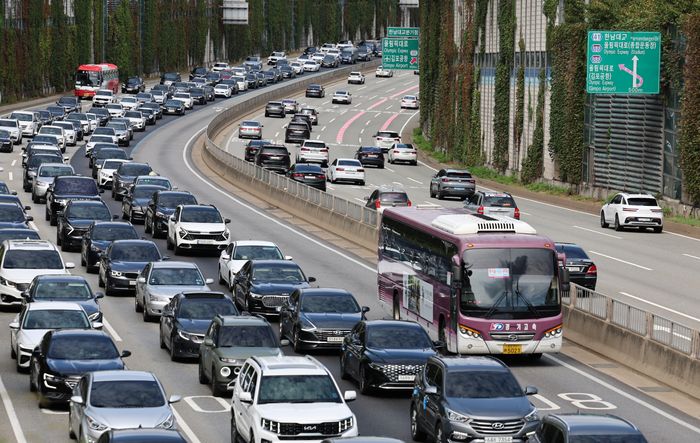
top-left (135, 261), bottom-right (212, 321)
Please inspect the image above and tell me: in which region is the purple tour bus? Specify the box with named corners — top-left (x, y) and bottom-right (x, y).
top-left (378, 207), bottom-right (569, 357)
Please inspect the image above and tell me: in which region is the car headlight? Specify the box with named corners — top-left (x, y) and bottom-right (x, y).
top-left (543, 324), bottom-right (563, 339)
top-left (156, 414), bottom-right (175, 429)
top-left (178, 330), bottom-right (203, 343)
top-left (54, 198), bottom-right (68, 206)
top-left (155, 211), bottom-right (166, 218)
top-left (43, 373), bottom-right (63, 387)
top-left (90, 244), bottom-right (102, 252)
top-left (524, 409), bottom-right (539, 422)
top-left (446, 408), bottom-right (470, 423)
top-left (110, 270), bottom-right (123, 277)
top-left (64, 223), bottom-right (74, 235)
top-left (178, 228), bottom-right (188, 238)
top-left (150, 293), bottom-right (170, 302)
top-left (300, 318), bottom-right (316, 332)
top-left (220, 357), bottom-right (244, 364)
top-left (339, 416), bottom-right (354, 432)
top-left (222, 229), bottom-right (230, 240)
top-left (368, 362), bottom-right (384, 371)
top-left (28, 171), bottom-right (37, 177)
top-left (249, 292), bottom-right (263, 299)
top-left (86, 414), bottom-right (109, 432)
top-left (0, 277), bottom-right (16, 287)
top-left (88, 311), bottom-right (101, 321)
top-left (261, 418), bottom-right (281, 434)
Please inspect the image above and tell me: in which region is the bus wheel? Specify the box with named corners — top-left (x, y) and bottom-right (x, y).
top-left (392, 295), bottom-right (400, 320)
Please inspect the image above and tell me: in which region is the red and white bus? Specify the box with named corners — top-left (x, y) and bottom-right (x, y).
top-left (378, 207), bottom-right (569, 356)
top-left (74, 63), bottom-right (119, 98)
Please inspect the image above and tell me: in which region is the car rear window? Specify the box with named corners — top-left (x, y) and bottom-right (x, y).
top-left (261, 147), bottom-right (289, 156)
top-left (380, 192), bottom-right (409, 202)
top-left (303, 141), bottom-right (325, 149)
top-left (483, 195), bottom-right (516, 207)
top-left (242, 121), bottom-right (260, 127)
top-left (377, 131), bottom-right (399, 138)
top-left (627, 197), bottom-right (658, 206)
top-left (338, 160), bottom-right (361, 167)
top-left (555, 244), bottom-right (589, 260)
top-left (446, 171), bottom-right (472, 178)
top-left (288, 124), bottom-right (308, 131)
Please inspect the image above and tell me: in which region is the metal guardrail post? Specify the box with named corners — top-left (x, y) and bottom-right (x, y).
top-left (605, 297), bottom-right (614, 322)
top-left (645, 312), bottom-right (654, 339)
top-left (693, 330), bottom-right (700, 359)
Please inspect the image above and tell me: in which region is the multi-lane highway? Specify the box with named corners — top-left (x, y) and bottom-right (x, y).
top-left (1, 67), bottom-right (700, 443)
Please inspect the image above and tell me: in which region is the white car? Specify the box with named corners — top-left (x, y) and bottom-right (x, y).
top-left (400, 95), bottom-right (419, 109)
top-left (290, 61), bottom-right (304, 75)
top-left (105, 103), bottom-right (126, 118)
top-left (66, 113), bottom-right (92, 135)
top-left (119, 96), bottom-right (140, 111)
top-left (10, 111), bottom-right (40, 137)
top-left (151, 90), bottom-right (168, 104)
top-left (123, 110), bottom-right (147, 131)
top-left (332, 90), bottom-right (352, 104)
top-left (0, 240), bottom-right (75, 308)
top-left (376, 65), bottom-right (394, 77)
top-left (37, 126), bottom-right (66, 150)
top-left (32, 163), bottom-right (75, 202)
top-left (10, 301), bottom-right (96, 371)
top-left (311, 53), bottom-right (326, 63)
top-left (85, 135), bottom-right (118, 157)
top-left (297, 140), bottom-right (329, 166)
top-left (230, 356), bottom-right (358, 443)
top-left (347, 72), bottom-right (365, 84)
top-left (0, 118), bottom-right (22, 144)
top-left (373, 130), bottom-right (401, 152)
top-left (98, 159), bottom-right (130, 188)
top-left (218, 240), bottom-right (290, 290)
top-left (387, 142), bottom-right (418, 165)
top-left (211, 62), bottom-right (230, 72)
top-left (233, 76), bottom-right (248, 91)
top-left (53, 122), bottom-right (78, 146)
top-left (92, 89), bottom-right (115, 107)
top-left (600, 192), bottom-right (664, 233)
top-left (85, 113), bottom-right (100, 132)
top-left (172, 92), bottom-right (194, 109)
top-left (214, 84), bottom-right (232, 98)
top-left (167, 204), bottom-right (231, 254)
top-left (303, 60), bottom-right (321, 72)
top-left (267, 51), bottom-right (287, 65)
top-left (327, 158), bottom-right (365, 185)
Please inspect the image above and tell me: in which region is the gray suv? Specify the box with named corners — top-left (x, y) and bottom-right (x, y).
top-left (429, 168), bottom-right (476, 200)
top-left (410, 356), bottom-right (540, 443)
top-left (464, 191), bottom-right (520, 219)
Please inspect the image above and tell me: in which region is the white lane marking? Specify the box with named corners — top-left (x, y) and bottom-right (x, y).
top-left (8, 172), bottom-right (12, 181)
top-left (392, 181), bottom-right (403, 185)
top-left (573, 226), bottom-right (622, 239)
top-left (354, 103), bottom-right (361, 108)
top-left (360, 128), bottom-right (365, 135)
top-left (399, 109), bottom-right (420, 136)
top-left (315, 134), bottom-right (321, 139)
top-left (365, 120), bottom-right (371, 126)
top-left (28, 221), bottom-right (38, 231)
top-left (683, 253), bottom-right (700, 261)
top-left (322, 100), bottom-right (330, 105)
top-left (666, 231), bottom-right (700, 243)
top-left (0, 375), bottom-right (27, 443)
top-left (329, 118), bottom-right (336, 123)
top-left (544, 353), bottom-right (700, 436)
top-left (418, 160), bottom-right (438, 172)
top-left (102, 319), bottom-right (123, 342)
top-left (385, 105), bottom-right (393, 110)
top-left (358, 137), bottom-right (362, 144)
top-left (385, 167), bottom-right (395, 173)
top-left (589, 251), bottom-right (652, 271)
top-left (386, 87), bottom-right (396, 92)
top-left (321, 126), bottom-right (327, 132)
top-left (407, 177), bottom-right (423, 184)
top-left (368, 95), bottom-right (377, 100)
top-left (40, 408), bottom-right (68, 415)
top-left (422, 201), bottom-right (440, 206)
top-left (11, 159), bottom-right (16, 167)
top-left (182, 395), bottom-right (229, 413)
top-left (358, 86), bottom-right (367, 90)
top-left (274, 132), bottom-right (279, 138)
top-left (172, 407), bottom-right (203, 443)
top-left (521, 211), bottom-right (532, 216)
top-left (183, 128), bottom-right (375, 274)
top-left (619, 291), bottom-right (700, 324)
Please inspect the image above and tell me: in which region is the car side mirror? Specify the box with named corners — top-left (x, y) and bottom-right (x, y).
top-left (433, 340), bottom-right (446, 350)
top-left (169, 215), bottom-right (176, 222)
top-left (205, 278), bottom-right (214, 284)
top-left (343, 391), bottom-right (357, 402)
top-left (168, 395), bottom-right (182, 404)
top-left (161, 256), bottom-right (170, 261)
top-left (24, 205), bottom-right (31, 211)
top-left (20, 291), bottom-right (30, 300)
top-left (220, 253), bottom-right (230, 261)
top-left (361, 306), bottom-right (370, 319)
top-left (9, 321), bottom-right (19, 330)
top-left (94, 292), bottom-right (105, 299)
top-left (25, 216), bottom-right (34, 222)
top-left (284, 255), bottom-right (293, 261)
top-left (112, 214), bottom-right (120, 220)
top-left (203, 337), bottom-right (214, 347)
top-left (70, 395), bottom-right (84, 405)
top-left (239, 391), bottom-right (253, 403)
top-left (280, 339), bottom-right (290, 346)
top-left (308, 276), bottom-right (316, 283)
top-left (99, 189), bottom-right (105, 194)
top-left (11, 190), bottom-right (17, 195)
top-left (224, 218), bottom-right (231, 224)
top-left (92, 321), bottom-right (103, 330)
top-left (161, 309), bottom-right (173, 318)
top-left (425, 385), bottom-right (438, 395)
top-left (227, 379), bottom-right (237, 391)
top-left (120, 350), bottom-right (132, 358)
top-left (65, 262), bottom-right (75, 269)
top-left (524, 386), bottom-right (538, 396)
top-left (137, 277), bottom-right (146, 283)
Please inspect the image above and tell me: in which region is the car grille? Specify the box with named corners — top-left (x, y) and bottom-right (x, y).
top-left (469, 419), bottom-right (524, 435)
top-left (489, 332), bottom-right (536, 342)
top-left (184, 231), bottom-right (226, 241)
top-left (279, 420), bottom-right (345, 436)
top-left (124, 272), bottom-right (140, 279)
top-left (315, 329), bottom-right (351, 341)
top-left (380, 364), bottom-right (423, 382)
top-left (261, 295), bottom-right (289, 308)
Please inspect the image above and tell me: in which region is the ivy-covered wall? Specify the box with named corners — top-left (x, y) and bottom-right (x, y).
top-left (0, 0), bottom-right (400, 104)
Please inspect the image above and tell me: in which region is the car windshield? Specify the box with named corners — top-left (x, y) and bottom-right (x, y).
top-left (23, 309), bottom-right (89, 329)
top-left (366, 325), bottom-right (432, 349)
top-left (218, 325), bottom-right (277, 347)
top-left (445, 370), bottom-right (523, 399)
top-left (232, 245), bottom-right (283, 260)
top-left (483, 195), bottom-right (516, 207)
top-left (93, 225), bottom-right (138, 241)
top-left (119, 164), bottom-right (152, 176)
top-left (242, 121), bottom-right (260, 127)
top-left (76, 71), bottom-right (100, 86)
top-left (110, 243), bottom-right (160, 261)
top-left (0, 206), bottom-right (25, 222)
top-left (132, 187), bottom-right (160, 199)
top-left (460, 248), bottom-right (559, 317)
top-left (164, 73), bottom-right (179, 80)
top-left (107, 122), bottom-right (127, 130)
top-left (34, 281), bottom-right (92, 300)
top-left (380, 192), bottom-right (408, 203)
top-left (0, 183), bottom-right (9, 193)
top-left (95, 149), bottom-right (127, 160)
top-left (180, 207), bottom-right (222, 223)
top-left (67, 204), bottom-right (111, 220)
top-left (28, 155), bottom-right (62, 167)
top-left (41, 127), bottom-right (61, 135)
top-left (627, 197), bottom-right (658, 206)
top-left (377, 131), bottom-right (399, 138)
top-left (90, 381), bottom-right (165, 408)
top-left (136, 177), bottom-right (170, 188)
top-left (103, 160), bottom-right (126, 169)
top-left (0, 130), bottom-right (10, 138)
top-left (258, 375), bottom-right (341, 404)
top-left (48, 335), bottom-right (118, 360)
top-left (252, 265), bottom-right (304, 283)
top-left (54, 179), bottom-right (98, 195)
top-left (165, 100), bottom-right (182, 107)
top-left (569, 436), bottom-right (647, 443)
top-left (39, 165), bottom-right (72, 178)
top-left (178, 299), bottom-right (236, 319)
top-left (303, 141), bottom-right (325, 149)
top-left (158, 194), bottom-right (197, 208)
top-left (97, 90), bottom-right (113, 96)
top-left (58, 97), bottom-right (77, 105)
top-left (90, 136), bottom-right (113, 143)
top-left (124, 112), bottom-right (141, 118)
top-left (301, 293), bottom-right (360, 313)
top-left (338, 160), bottom-right (360, 167)
top-left (149, 268), bottom-right (204, 286)
top-left (261, 147), bottom-right (288, 156)
top-left (11, 113), bottom-right (32, 121)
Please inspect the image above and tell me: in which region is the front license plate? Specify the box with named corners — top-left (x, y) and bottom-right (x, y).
top-left (129, 280), bottom-right (136, 286)
top-left (397, 375), bottom-right (415, 382)
top-left (326, 337), bottom-right (344, 343)
top-left (485, 437), bottom-right (513, 443)
top-left (198, 239), bottom-right (216, 245)
top-left (502, 344), bottom-right (522, 354)
top-left (638, 218), bottom-right (651, 222)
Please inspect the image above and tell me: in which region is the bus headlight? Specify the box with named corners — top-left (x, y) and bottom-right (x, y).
top-left (458, 324), bottom-right (482, 339)
top-left (543, 325), bottom-right (562, 339)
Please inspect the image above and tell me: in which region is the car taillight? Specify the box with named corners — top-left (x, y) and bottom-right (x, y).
top-left (441, 178), bottom-right (450, 182)
top-left (300, 148), bottom-right (310, 152)
top-left (410, 150), bottom-right (417, 154)
top-left (622, 208), bottom-right (638, 212)
top-left (357, 168), bottom-right (364, 172)
top-left (292, 173), bottom-right (304, 178)
top-left (321, 148), bottom-right (329, 152)
top-left (514, 207), bottom-right (520, 219)
top-left (468, 178), bottom-right (475, 183)
top-left (336, 167), bottom-right (345, 171)
top-left (407, 200), bottom-right (412, 207)
top-left (651, 208), bottom-right (663, 213)
top-left (375, 200), bottom-right (381, 209)
top-left (586, 264), bottom-right (597, 275)
top-left (477, 206), bottom-right (484, 215)
top-left (393, 150), bottom-right (400, 153)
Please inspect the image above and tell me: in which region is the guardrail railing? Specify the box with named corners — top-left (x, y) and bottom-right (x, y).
top-left (563, 283), bottom-right (700, 358)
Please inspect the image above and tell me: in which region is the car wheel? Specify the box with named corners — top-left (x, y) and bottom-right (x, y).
top-left (105, 279), bottom-right (115, 296)
top-left (600, 212), bottom-right (609, 228)
top-left (57, 231), bottom-right (63, 247)
top-left (339, 353), bottom-right (350, 380)
top-left (98, 272), bottom-right (105, 288)
top-left (211, 365), bottom-right (225, 396)
top-left (31, 191), bottom-right (39, 204)
top-left (144, 217), bottom-right (152, 234)
top-left (50, 211), bottom-right (57, 226)
top-left (198, 358), bottom-right (209, 384)
top-left (159, 328), bottom-right (166, 349)
top-left (166, 234), bottom-right (174, 250)
top-left (437, 190), bottom-right (445, 200)
top-left (169, 336), bottom-right (178, 362)
top-left (359, 364), bottom-right (371, 394)
top-left (142, 302), bottom-right (153, 322)
top-left (410, 404), bottom-right (427, 441)
top-left (29, 366), bottom-right (37, 392)
top-left (654, 226), bottom-right (663, 233)
top-left (173, 240), bottom-right (182, 256)
top-left (614, 214), bottom-right (623, 231)
top-left (68, 411), bottom-right (76, 439)
top-left (45, 206), bottom-right (50, 221)
top-left (80, 253), bottom-right (86, 267)
top-left (230, 413), bottom-right (239, 443)
top-left (293, 328), bottom-right (303, 353)
top-left (435, 422), bottom-right (446, 443)
top-left (430, 187), bottom-right (436, 198)
top-left (219, 267), bottom-right (226, 285)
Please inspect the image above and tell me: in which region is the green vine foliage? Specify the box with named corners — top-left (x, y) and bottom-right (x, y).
top-left (513, 37), bottom-right (525, 167)
top-left (492, 0), bottom-right (515, 173)
top-left (679, 13), bottom-right (700, 204)
top-left (106, 0), bottom-right (135, 80)
top-left (521, 69), bottom-right (546, 184)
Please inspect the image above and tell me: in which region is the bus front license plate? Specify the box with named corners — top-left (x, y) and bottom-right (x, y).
top-left (502, 344), bottom-right (522, 354)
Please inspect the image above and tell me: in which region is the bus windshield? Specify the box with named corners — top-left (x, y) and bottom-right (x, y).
top-left (76, 70), bottom-right (101, 87)
top-left (460, 248), bottom-right (559, 318)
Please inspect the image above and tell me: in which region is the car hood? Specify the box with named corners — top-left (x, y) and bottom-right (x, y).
top-left (91, 240), bottom-right (113, 251)
top-left (146, 284), bottom-right (210, 297)
top-left (214, 346), bottom-right (282, 360)
top-left (87, 406), bottom-right (172, 430)
top-left (446, 396), bottom-right (533, 419)
top-left (302, 312), bottom-right (362, 330)
top-left (176, 318), bottom-right (211, 334)
top-left (255, 403), bottom-right (353, 423)
top-left (250, 282), bottom-right (310, 295)
top-left (179, 222), bottom-right (226, 232)
top-left (0, 222), bottom-right (28, 229)
top-left (6, 269), bottom-right (69, 284)
top-left (131, 197), bottom-right (150, 206)
top-left (35, 177), bottom-right (56, 185)
top-left (365, 347), bottom-right (435, 365)
top-left (227, 260), bottom-right (247, 275)
top-left (156, 207), bottom-right (176, 215)
top-left (110, 261), bottom-right (150, 273)
top-left (116, 175), bottom-right (138, 183)
top-left (47, 358), bottom-right (124, 375)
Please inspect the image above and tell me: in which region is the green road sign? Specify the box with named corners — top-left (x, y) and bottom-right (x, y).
top-left (382, 38), bottom-right (419, 70)
top-left (387, 27), bottom-right (419, 38)
top-left (586, 31), bottom-right (661, 94)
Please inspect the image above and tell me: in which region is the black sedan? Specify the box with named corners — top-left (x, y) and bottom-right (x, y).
top-left (98, 239), bottom-right (164, 295)
top-left (280, 288), bottom-right (368, 352)
top-left (355, 146), bottom-right (385, 168)
top-left (159, 292), bottom-right (238, 360)
top-left (163, 99), bottom-right (186, 116)
top-left (23, 275), bottom-right (105, 322)
top-left (286, 163), bottom-right (327, 192)
top-left (81, 221), bottom-right (139, 273)
top-left (0, 203), bottom-right (32, 229)
top-left (305, 84), bottom-right (325, 98)
top-left (144, 190), bottom-right (198, 238)
top-left (233, 260), bottom-right (316, 315)
top-left (121, 184), bottom-right (166, 224)
top-left (57, 200), bottom-right (114, 251)
top-left (245, 73), bottom-right (259, 89)
top-left (264, 101), bottom-right (286, 118)
top-left (340, 320), bottom-right (439, 393)
top-left (111, 162), bottom-right (154, 201)
top-left (122, 76), bottom-right (145, 94)
top-left (89, 144), bottom-right (124, 169)
top-left (263, 70), bottom-right (278, 84)
top-left (555, 242), bottom-right (597, 290)
top-left (139, 102), bottom-right (163, 120)
top-left (0, 129), bottom-right (12, 153)
top-left (29, 330), bottom-right (128, 407)
top-left (46, 176), bottom-right (104, 226)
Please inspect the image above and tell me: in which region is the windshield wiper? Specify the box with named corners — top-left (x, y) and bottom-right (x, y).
top-left (484, 291), bottom-right (509, 319)
top-left (512, 288), bottom-right (541, 319)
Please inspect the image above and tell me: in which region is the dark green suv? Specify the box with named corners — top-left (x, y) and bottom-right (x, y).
top-left (198, 315), bottom-right (286, 396)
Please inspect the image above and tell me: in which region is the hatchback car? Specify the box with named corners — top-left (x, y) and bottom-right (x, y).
top-left (376, 66), bottom-right (394, 77)
top-left (600, 192), bottom-right (664, 232)
top-left (365, 187), bottom-right (411, 212)
top-left (284, 122), bottom-right (311, 144)
top-left (24, 153), bottom-right (65, 193)
top-left (239, 120), bottom-right (263, 139)
top-left (163, 99), bottom-right (186, 116)
top-left (554, 243), bottom-right (597, 290)
top-left (286, 163), bottom-right (327, 191)
top-left (465, 191), bottom-right (519, 218)
top-left (373, 130), bottom-right (401, 153)
top-left (98, 239), bottom-right (164, 295)
top-left (81, 221), bottom-right (139, 273)
top-left (429, 168), bottom-right (476, 200)
top-left (347, 72), bottom-right (365, 84)
top-left (327, 158), bottom-right (365, 185)
top-left (400, 95), bottom-right (419, 109)
top-left (255, 145), bottom-right (292, 173)
top-left (57, 200), bottom-right (114, 251)
top-left (387, 143), bottom-right (418, 165)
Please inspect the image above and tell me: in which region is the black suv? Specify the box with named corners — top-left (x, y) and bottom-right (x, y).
top-left (244, 139), bottom-right (271, 162)
top-left (410, 356), bottom-right (540, 443)
top-left (284, 122), bottom-right (310, 144)
top-left (57, 200), bottom-right (113, 251)
top-left (190, 66), bottom-right (208, 80)
top-left (111, 162), bottom-right (154, 200)
top-left (160, 72), bottom-right (181, 85)
top-left (98, 239), bottom-right (163, 295)
top-left (355, 146), bottom-right (385, 168)
top-left (264, 101), bottom-right (285, 118)
top-left (144, 190), bottom-right (198, 238)
top-left (46, 176), bottom-right (104, 226)
top-left (189, 88), bottom-right (207, 105)
top-left (254, 145), bottom-right (291, 173)
top-left (122, 76), bottom-right (145, 94)
top-left (56, 96), bottom-right (80, 113)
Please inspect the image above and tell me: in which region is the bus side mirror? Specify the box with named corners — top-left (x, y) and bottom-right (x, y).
top-left (451, 255), bottom-right (462, 282)
top-left (559, 266), bottom-right (570, 292)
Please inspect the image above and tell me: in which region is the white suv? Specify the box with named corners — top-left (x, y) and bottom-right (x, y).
top-left (229, 356), bottom-right (358, 443)
top-left (93, 89), bottom-right (116, 106)
top-left (0, 240), bottom-right (75, 307)
top-left (297, 140), bottom-right (329, 166)
top-left (10, 111), bottom-right (40, 137)
top-left (167, 204), bottom-right (231, 254)
top-left (600, 192), bottom-right (664, 233)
